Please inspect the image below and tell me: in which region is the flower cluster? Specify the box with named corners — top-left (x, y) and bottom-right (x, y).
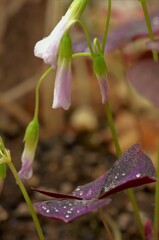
top-left (34, 0), bottom-right (109, 110)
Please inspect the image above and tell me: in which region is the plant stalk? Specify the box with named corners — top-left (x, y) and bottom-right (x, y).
top-left (7, 161), bottom-right (45, 240)
top-left (139, 0), bottom-right (158, 61)
top-left (102, 0), bottom-right (111, 54)
top-left (105, 102), bottom-right (145, 239)
top-left (34, 67), bottom-right (52, 119)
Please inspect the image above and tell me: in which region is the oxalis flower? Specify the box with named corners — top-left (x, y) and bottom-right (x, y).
top-left (34, 144), bottom-right (156, 223)
top-left (93, 52), bottom-right (109, 103)
top-left (53, 33), bottom-right (72, 110)
top-left (34, 0), bottom-right (90, 69)
top-left (19, 118), bottom-right (39, 180)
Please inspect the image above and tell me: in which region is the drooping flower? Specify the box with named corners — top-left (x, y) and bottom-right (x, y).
top-left (19, 118), bottom-right (39, 180)
top-left (93, 52), bottom-right (109, 103)
top-left (34, 0), bottom-right (90, 69)
top-left (34, 144), bottom-right (156, 223)
top-left (52, 33), bottom-right (72, 110)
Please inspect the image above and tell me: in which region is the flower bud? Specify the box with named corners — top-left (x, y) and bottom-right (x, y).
top-left (53, 33), bottom-right (72, 110)
top-left (19, 118), bottom-right (39, 180)
top-left (93, 53), bottom-right (109, 103)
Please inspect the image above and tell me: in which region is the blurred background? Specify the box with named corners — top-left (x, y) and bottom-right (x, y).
top-left (0, 0), bottom-right (159, 239)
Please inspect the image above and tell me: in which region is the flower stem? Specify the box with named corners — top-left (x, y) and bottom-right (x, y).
top-left (34, 67), bottom-right (52, 119)
top-left (102, 0), bottom-right (111, 54)
top-left (7, 161), bottom-right (45, 240)
top-left (99, 208), bottom-right (114, 240)
top-left (72, 52), bottom-right (92, 58)
top-left (105, 103), bottom-right (122, 157)
top-left (153, 147), bottom-right (159, 240)
top-left (105, 102), bottom-right (145, 239)
top-left (139, 0), bottom-right (158, 62)
top-left (71, 19), bottom-right (94, 56)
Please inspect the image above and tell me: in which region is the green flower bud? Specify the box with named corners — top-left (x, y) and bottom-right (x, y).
top-left (19, 118), bottom-right (39, 180)
top-left (93, 53), bottom-right (107, 77)
top-left (93, 53), bottom-right (109, 104)
top-left (24, 118), bottom-right (39, 151)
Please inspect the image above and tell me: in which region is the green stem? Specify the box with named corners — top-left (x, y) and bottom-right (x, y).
top-left (99, 208), bottom-right (114, 240)
top-left (72, 52), bottom-right (92, 58)
top-left (105, 102), bottom-right (145, 239)
top-left (105, 103), bottom-right (122, 157)
top-left (153, 147), bottom-right (159, 240)
top-left (34, 67), bottom-right (52, 119)
top-left (102, 0), bottom-right (111, 54)
top-left (7, 161), bottom-right (45, 240)
top-left (139, 0), bottom-right (158, 62)
top-left (71, 19), bottom-right (94, 56)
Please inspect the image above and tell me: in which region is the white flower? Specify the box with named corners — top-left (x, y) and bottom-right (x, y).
top-left (34, 10), bottom-right (71, 69)
top-left (34, 0), bottom-right (89, 69)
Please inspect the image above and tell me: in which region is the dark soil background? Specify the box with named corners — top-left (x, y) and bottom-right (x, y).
top-left (0, 1), bottom-right (158, 240)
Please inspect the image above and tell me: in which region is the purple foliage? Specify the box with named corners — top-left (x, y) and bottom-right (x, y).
top-left (35, 198), bottom-right (111, 223)
top-left (34, 144), bottom-right (156, 222)
top-left (73, 12), bottom-right (159, 54)
top-left (127, 59), bottom-right (159, 107)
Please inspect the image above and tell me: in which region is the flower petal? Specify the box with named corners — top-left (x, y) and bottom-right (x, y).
top-left (96, 75), bottom-right (109, 104)
top-left (18, 150), bottom-right (34, 180)
top-left (34, 10), bottom-right (71, 68)
top-left (35, 198), bottom-right (111, 223)
top-left (52, 60), bottom-right (72, 110)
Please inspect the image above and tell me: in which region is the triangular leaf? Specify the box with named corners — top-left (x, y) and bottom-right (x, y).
top-left (35, 198), bottom-right (111, 223)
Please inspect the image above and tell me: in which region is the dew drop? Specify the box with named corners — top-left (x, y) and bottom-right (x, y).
top-left (65, 215), bottom-right (69, 218)
top-left (136, 173), bottom-right (141, 178)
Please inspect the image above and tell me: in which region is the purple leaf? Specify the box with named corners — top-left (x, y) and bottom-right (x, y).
top-left (100, 144), bottom-right (156, 198)
top-left (32, 188), bottom-right (82, 200)
top-left (34, 144), bottom-right (156, 222)
top-left (71, 173), bottom-right (107, 200)
top-left (105, 12), bottom-right (159, 53)
top-left (35, 198), bottom-right (111, 223)
top-left (73, 12), bottom-right (159, 54)
top-left (127, 59), bottom-right (159, 107)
